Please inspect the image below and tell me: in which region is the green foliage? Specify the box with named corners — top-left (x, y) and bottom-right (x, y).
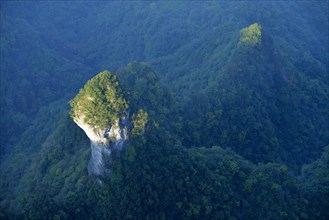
top-left (88, 128), bottom-right (307, 219)
top-left (131, 109), bottom-right (148, 136)
top-left (240, 23), bottom-right (262, 46)
top-left (301, 146), bottom-right (329, 219)
top-left (117, 62), bottom-right (174, 120)
top-left (69, 70), bottom-right (128, 129)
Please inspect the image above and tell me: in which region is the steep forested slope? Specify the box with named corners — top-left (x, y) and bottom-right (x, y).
top-left (1, 1), bottom-right (328, 219)
top-left (179, 24), bottom-right (329, 169)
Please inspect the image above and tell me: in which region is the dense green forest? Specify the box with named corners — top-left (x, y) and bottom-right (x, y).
top-left (0, 1), bottom-right (328, 219)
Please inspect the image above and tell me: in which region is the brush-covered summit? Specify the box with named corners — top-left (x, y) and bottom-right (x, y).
top-left (69, 70), bottom-right (128, 132)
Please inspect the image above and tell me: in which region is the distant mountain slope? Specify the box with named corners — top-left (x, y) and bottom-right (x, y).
top-left (179, 23), bottom-right (329, 169)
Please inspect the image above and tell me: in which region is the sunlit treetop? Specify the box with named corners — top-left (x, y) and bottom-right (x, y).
top-left (240, 23), bottom-right (262, 46)
top-left (69, 70), bottom-right (128, 130)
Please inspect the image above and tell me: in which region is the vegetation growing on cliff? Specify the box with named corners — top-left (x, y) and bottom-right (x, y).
top-left (69, 71), bottom-right (128, 130)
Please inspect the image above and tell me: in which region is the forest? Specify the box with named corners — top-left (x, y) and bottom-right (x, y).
top-left (0, 1), bottom-right (328, 219)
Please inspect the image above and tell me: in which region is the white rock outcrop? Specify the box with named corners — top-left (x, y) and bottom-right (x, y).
top-left (73, 114), bottom-right (129, 178)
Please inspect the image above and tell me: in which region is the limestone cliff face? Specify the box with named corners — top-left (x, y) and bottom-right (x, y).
top-left (73, 113), bottom-right (129, 177)
top-left (69, 70), bottom-right (129, 178)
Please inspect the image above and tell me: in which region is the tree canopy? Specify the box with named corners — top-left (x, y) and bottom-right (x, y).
top-left (240, 23), bottom-right (262, 46)
top-left (69, 70), bottom-right (128, 130)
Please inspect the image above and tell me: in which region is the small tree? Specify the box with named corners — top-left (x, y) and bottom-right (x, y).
top-left (240, 23), bottom-right (262, 46)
